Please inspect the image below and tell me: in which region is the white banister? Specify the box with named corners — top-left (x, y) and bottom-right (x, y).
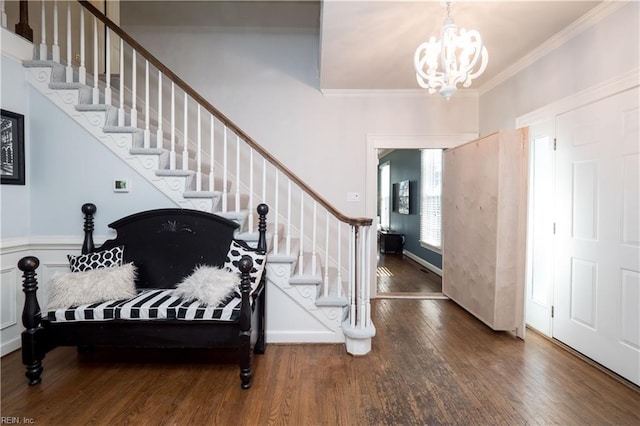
top-left (262, 158), bottom-right (266, 203)
top-left (248, 149), bottom-right (254, 233)
top-left (235, 136), bottom-right (240, 211)
top-left (92, 16), bottom-right (98, 104)
top-left (324, 211), bottom-right (329, 297)
top-left (65, 2), bottom-right (72, 82)
top-left (144, 60), bottom-right (150, 148)
top-left (0, 0), bottom-right (5, 29)
top-left (349, 226), bottom-right (356, 327)
top-left (286, 179), bottom-right (291, 255)
top-left (209, 115), bottom-right (215, 191)
top-left (182, 92), bottom-right (189, 169)
top-left (364, 226), bottom-right (372, 327)
top-left (156, 71), bottom-right (163, 149)
top-left (222, 126), bottom-right (228, 212)
top-left (337, 221), bottom-right (342, 297)
top-left (298, 191), bottom-right (304, 276)
top-left (196, 105), bottom-right (202, 191)
top-left (131, 50), bottom-right (137, 125)
top-left (104, 26), bottom-right (111, 105)
top-left (39, 1), bottom-right (46, 60)
top-left (273, 170), bottom-right (279, 254)
top-left (117, 39), bottom-right (124, 126)
top-left (358, 227), bottom-right (366, 328)
top-left (52, 0), bottom-right (59, 62)
top-left (78, 8), bottom-right (85, 84)
top-left (170, 82), bottom-right (176, 170)
top-left (311, 201), bottom-right (317, 276)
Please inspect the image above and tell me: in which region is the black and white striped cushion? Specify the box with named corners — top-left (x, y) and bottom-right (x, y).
top-left (45, 289), bottom-right (249, 323)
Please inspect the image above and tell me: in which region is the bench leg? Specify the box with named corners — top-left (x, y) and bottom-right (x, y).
top-left (21, 330), bottom-right (44, 385)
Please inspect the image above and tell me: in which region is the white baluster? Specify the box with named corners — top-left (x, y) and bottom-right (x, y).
top-left (196, 106), bottom-right (202, 191)
top-left (182, 93), bottom-right (189, 169)
top-left (39, 1), bottom-right (47, 60)
top-left (131, 50), bottom-right (137, 125)
top-left (170, 82), bottom-right (176, 170)
top-left (104, 27), bottom-right (111, 105)
top-left (359, 226), bottom-right (366, 328)
top-left (248, 149), bottom-right (254, 233)
top-left (52, 0), bottom-right (59, 62)
top-left (0, 0), bottom-right (6, 29)
top-left (222, 127), bottom-right (228, 212)
top-left (298, 192), bottom-right (304, 276)
top-left (324, 211), bottom-right (329, 297)
top-left (78, 8), bottom-right (85, 84)
top-left (235, 136), bottom-right (240, 211)
top-left (117, 39), bottom-right (125, 126)
top-left (364, 225), bottom-right (372, 327)
top-left (209, 115), bottom-right (215, 191)
top-left (349, 226), bottom-right (356, 327)
top-left (286, 180), bottom-right (291, 255)
top-left (92, 16), bottom-right (98, 104)
top-left (311, 201), bottom-right (317, 276)
top-left (262, 158), bottom-right (266, 203)
top-left (337, 220), bottom-right (342, 298)
top-left (273, 170), bottom-right (279, 254)
top-left (157, 71), bottom-right (163, 148)
top-left (144, 60), bottom-right (150, 148)
top-left (65, 2), bottom-right (72, 82)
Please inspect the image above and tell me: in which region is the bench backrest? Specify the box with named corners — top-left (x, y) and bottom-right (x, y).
top-left (96, 208), bottom-right (239, 289)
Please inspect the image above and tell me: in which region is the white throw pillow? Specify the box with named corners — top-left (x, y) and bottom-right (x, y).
top-left (173, 265), bottom-right (239, 306)
top-left (47, 263), bottom-right (137, 310)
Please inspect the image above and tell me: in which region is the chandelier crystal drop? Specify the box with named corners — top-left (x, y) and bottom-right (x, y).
top-left (414, 1), bottom-right (488, 100)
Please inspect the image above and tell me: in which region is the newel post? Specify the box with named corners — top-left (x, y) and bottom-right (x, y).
top-left (256, 203), bottom-right (269, 255)
top-left (81, 203), bottom-right (96, 254)
top-left (15, 0), bottom-right (33, 41)
top-left (19, 256), bottom-right (43, 385)
top-left (238, 255), bottom-right (254, 389)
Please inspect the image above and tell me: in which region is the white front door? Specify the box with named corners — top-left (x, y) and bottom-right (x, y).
top-left (553, 87), bottom-right (639, 385)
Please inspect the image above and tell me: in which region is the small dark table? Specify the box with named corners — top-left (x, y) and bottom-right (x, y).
top-left (378, 230), bottom-right (405, 254)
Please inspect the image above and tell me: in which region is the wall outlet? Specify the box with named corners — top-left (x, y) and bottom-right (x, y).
top-left (347, 192), bottom-right (360, 202)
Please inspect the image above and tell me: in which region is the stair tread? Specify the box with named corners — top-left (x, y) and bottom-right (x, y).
top-left (49, 82), bottom-right (86, 89)
top-left (183, 191), bottom-right (220, 198)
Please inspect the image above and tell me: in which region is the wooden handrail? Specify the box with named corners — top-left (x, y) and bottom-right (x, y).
top-left (77, 0), bottom-right (372, 228)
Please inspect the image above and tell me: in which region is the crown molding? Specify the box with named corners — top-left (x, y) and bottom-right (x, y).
top-left (478, 1), bottom-right (629, 96)
top-left (320, 88), bottom-right (479, 98)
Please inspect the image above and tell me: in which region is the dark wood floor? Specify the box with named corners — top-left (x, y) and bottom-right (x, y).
top-left (2, 296), bottom-right (638, 425)
top-left (377, 252), bottom-right (442, 293)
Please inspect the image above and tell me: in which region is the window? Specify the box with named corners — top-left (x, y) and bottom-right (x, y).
top-left (379, 162), bottom-right (390, 230)
top-left (420, 149), bottom-right (442, 250)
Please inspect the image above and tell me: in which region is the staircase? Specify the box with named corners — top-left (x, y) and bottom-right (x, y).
top-left (13, 0), bottom-right (375, 354)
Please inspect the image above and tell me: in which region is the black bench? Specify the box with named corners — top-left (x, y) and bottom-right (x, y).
top-left (18, 203), bottom-right (269, 389)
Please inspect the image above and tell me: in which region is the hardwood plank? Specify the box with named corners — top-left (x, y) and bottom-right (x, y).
top-left (2, 299), bottom-right (638, 425)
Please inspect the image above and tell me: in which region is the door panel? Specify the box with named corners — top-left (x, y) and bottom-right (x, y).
top-left (554, 87), bottom-right (639, 385)
top-left (525, 121), bottom-right (555, 336)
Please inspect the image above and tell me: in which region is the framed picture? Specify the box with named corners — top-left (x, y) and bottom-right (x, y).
top-left (1, 109), bottom-right (25, 185)
top-left (398, 180), bottom-right (410, 214)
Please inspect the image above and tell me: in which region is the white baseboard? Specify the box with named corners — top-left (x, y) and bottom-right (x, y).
top-left (1, 336), bottom-right (21, 357)
top-left (403, 250), bottom-right (443, 276)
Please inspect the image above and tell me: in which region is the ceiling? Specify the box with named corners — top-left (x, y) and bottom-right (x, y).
top-left (121, 1), bottom-right (604, 92)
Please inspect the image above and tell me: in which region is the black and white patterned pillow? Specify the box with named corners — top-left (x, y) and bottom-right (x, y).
top-left (68, 246), bottom-right (125, 272)
top-left (224, 240), bottom-right (266, 291)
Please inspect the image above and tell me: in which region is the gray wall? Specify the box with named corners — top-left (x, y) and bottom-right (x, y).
top-left (379, 149), bottom-right (442, 269)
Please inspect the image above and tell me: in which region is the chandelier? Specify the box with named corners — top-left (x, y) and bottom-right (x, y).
top-left (414, 1), bottom-right (488, 100)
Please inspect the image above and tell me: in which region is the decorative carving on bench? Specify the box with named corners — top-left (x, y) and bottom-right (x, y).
top-left (18, 203), bottom-right (269, 389)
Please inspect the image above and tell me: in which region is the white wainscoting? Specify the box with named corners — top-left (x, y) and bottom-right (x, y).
top-left (0, 236), bottom-right (89, 356)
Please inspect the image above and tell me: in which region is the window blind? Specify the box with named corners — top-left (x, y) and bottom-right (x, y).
top-left (420, 149), bottom-right (442, 249)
